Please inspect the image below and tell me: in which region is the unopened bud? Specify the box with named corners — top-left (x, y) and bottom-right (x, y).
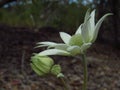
top-left (31, 54), bottom-right (54, 76)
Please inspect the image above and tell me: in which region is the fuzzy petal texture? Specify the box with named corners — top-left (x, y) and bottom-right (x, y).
top-left (59, 32), bottom-right (71, 44)
top-left (91, 13), bottom-right (112, 42)
top-left (37, 41), bottom-right (57, 46)
top-left (54, 44), bottom-right (69, 50)
top-left (81, 19), bottom-right (90, 43)
top-left (67, 46), bottom-right (81, 56)
top-left (84, 9), bottom-right (91, 22)
top-left (75, 24), bottom-right (83, 34)
top-left (89, 10), bottom-right (96, 40)
top-left (36, 42), bottom-right (57, 48)
top-left (38, 49), bottom-right (70, 56)
top-left (80, 43), bottom-right (92, 53)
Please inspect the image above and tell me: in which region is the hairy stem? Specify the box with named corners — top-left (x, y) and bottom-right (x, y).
top-left (82, 54), bottom-right (88, 90)
top-left (60, 77), bottom-right (69, 90)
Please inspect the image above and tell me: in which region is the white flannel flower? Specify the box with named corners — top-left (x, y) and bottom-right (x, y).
top-left (75, 9), bottom-right (112, 43)
top-left (37, 9), bottom-right (112, 56)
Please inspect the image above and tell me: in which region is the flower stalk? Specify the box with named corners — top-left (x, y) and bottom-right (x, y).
top-left (81, 54), bottom-right (88, 90)
top-left (60, 77), bottom-right (69, 90)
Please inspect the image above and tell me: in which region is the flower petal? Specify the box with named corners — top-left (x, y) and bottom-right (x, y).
top-left (35, 45), bottom-right (48, 48)
top-left (75, 24), bottom-right (83, 34)
top-left (54, 44), bottom-right (68, 50)
top-left (84, 9), bottom-right (91, 22)
top-left (91, 13), bottom-right (112, 42)
top-left (37, 41), bottom-right (57, 46)
top-left (38, 49), bottom-right (70, 56)
top-left (36, 41), bottom-right (58, 48)
top-left (80, 43), bottom-right (92, 53)
top-left (59, 32), bottom-right (71, 44)
top-left (89, 10), bottom-right (96, 39)
top-left (67, 46), bottom-right (81, 56)
top-left (81, 19), bottom-right (90, 43)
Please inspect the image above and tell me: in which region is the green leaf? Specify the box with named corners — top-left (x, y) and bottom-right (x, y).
top-left (38, 49), bottom-right (70, 56)
top-left (92, 13), bottom-right (113, 42)
top-left (59, 32), bottom-right (71, 44)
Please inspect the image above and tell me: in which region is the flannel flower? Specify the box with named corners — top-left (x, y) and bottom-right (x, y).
top-left (37, 9), bottom-right (112, 56)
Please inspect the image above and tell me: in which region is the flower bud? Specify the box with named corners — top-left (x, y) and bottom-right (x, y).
top-left (31, 54), bottom-right (54, 76)
top-left (51, 65), bottom-right (61, 76)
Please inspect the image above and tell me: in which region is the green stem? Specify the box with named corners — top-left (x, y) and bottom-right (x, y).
top-left (60, 77), bottom-right (69, 90)
top-left (82, 54), bottom-right (88, 90)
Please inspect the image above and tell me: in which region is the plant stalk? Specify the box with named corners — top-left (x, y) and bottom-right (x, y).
top-left (82, 54), bottom-right (88, 90)
top-left (60, 77), bottom-right (69, 90)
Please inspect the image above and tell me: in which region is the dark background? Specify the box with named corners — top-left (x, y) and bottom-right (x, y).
top-left (0, 0), bottom-right (120, 90)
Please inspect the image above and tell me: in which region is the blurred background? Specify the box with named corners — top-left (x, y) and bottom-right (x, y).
top-left (0, 0), bottom-right (120, 90)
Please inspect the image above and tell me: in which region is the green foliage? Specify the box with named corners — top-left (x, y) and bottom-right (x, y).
top-left (0, 1), bottom-right (88, 32)
top-left (59, 3), bottom-right (88, 31)
top-left (0, 8), bottom-right (33, 27)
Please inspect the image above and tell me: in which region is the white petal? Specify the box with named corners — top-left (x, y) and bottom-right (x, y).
top-left (75, 24), bottom-right (83, 34)
top-left (54, 44), bottom-right (68, 50)
top-left (47, 43), bottom-right (66, 49)
top-left (35, 45), bottom-right (48, 48)
top-left (81, 20), bottom-right (90, 43)
top-left (67, 46), bottom-right (81, 55)
top-left (90, 10), bottom-right (95, 29)
top-left (91, 13), bottom-right (112, 42)
top-left (38, 49), bottom-right (70, 56)
top-left (37, 41), bottom-right (57, 46)
top-left (84, 9), bottom-right (91, 22)
top-left (59, 32), bottom-right (71, 44)
top-left (81, 9), bottom-right (92, 42)
top-left (81, 43), bottom-right (92, 53)
top-left (89, 10), bottom-right (96, 39)
top-left (36, 41), bottom-right (58, 48)
top-left (67, 46), bottom-right (80, 51)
